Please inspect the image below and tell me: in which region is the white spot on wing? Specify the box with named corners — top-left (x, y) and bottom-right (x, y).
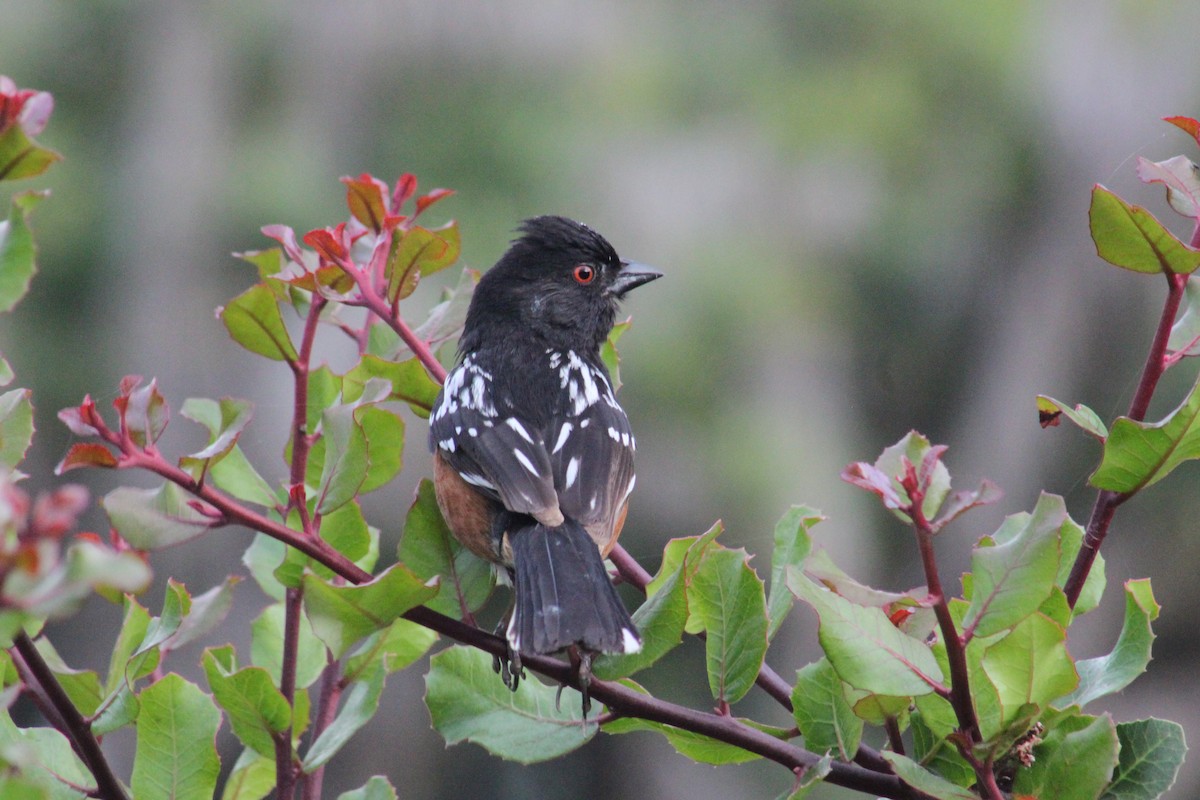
top-left (505, 417), bottom-right (535, 444)
top-left (552, 422), bottom-right (573, 454)
top-left (460, 472), bottom-right (495, 490)
top-left (622, 628), bottom-right (642, 653)
top-left (564, 456), bottom-right (580, 489)
top-left (512, 448), bottom-right (540, 476)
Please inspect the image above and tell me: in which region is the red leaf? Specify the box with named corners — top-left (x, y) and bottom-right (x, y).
top-left (303, 225), bottom-right (349, 264)
top-left (392, 173), bottom-right (418, 209)
top-left (1165, 116), bottom-right (1200, 147)
top-left (55, 443), bottom-right (119, 474)
top-left (342, 173), bottom-right (391, 233)
top-left (414, 188), bottom-right (455, 218)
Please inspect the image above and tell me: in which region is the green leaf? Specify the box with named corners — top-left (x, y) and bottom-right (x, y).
top-left (592, 552), bottom-right (687, 680)
top-left (209, 445), bottom-right (279, 508)
top-left (346, 355), bottom-right (441, 418)
top-left (0, 707), bottom-right (95, 797)
top-left (1102, 718), bottom-right (1186, 800)
top-left (385, 222), bottom-right (461, 302)
top-left (0, 388), bottom-right (33, 468)
top-left (1092, 371), bottom-right (1200, 493)
top-left (202, 646), bottom-right (290, 758)
top-left (132, 674), bottom-right (221, 800)
top-left (425, 645), bottom-right (596, 763)
top-left (767, 505), bottom-right (821, 640)
top-left (962, 493), bottom-right (1065, 639)
top-left (647, 521), bottom-right (724, 634)
top-left (407, 267), bottom-right (478, 361)
top-left (103, 481), bottom-right (218, 549)
top-left (1089, 185), bottom-right (1200, 274)
top-left (0, 191), bottom-right (46, 313)
top-left (318, 500), bottom-right (376, 573)
top-left (791, 658), bottom-right (863, 760)
top-left (220, 283), bottom-right (298, 362)
top-left (1014, 713), bottom-right (1119, 800)
top-left (301, 562), bottom-right (438, 659)
top-left (220, 748), bottom-right (275, 800)
top-left (161, 577), bottom-right (239, 652)
top-left (788, 567), bottom-right (943, 696)
top-left (881, 752), bottom-right (978, 800)
top-left (179, 397), bottom-right (255, 473)
top-left (315, 403), bottom-right (369, 515)
top-left (357, 405), bottom-right (404, 493)
top-left (1037, 395), bottom-right (1109, 439)
top-left (0, 107), bottom-right (61, 181)
top-left (1064, 579), bottom-right (1158, 708)
top-left (910, 710), bottom-right (975, 788)
top-left (344, 617), bottom-right (437, 677)
top-left (302, 659), bottom-right (386, 771)
top-left (398, 478), bottom-right (494, 619)
top-left (981, 612), bottom-right (1078, 722)
top-left (600, 318), bottom-right (632, 392)
top-left (691, 547), bottom-right (767, 704)
top-left (337, 776), bottom-right (398, 800)
top-left (250, 603), bottom-right (327, 690)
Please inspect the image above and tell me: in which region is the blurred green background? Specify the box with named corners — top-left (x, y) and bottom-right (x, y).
top-left (5, 1), bottom-right (1200, 797)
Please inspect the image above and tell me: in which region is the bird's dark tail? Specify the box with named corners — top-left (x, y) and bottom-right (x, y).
top-left (507, 519), bottom-right (641, 656)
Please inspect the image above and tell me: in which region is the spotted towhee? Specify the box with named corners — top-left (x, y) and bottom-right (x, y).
top-left (429, 215), bottom-right (660, 687)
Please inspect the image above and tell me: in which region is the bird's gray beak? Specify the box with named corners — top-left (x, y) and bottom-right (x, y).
top-left (609, 261), bottom-right (663, 297)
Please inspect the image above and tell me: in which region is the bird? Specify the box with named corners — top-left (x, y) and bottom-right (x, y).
top-left (428, 215), bottom-right (661, 700)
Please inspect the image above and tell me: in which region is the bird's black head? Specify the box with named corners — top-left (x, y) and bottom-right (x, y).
top-left (460, 216), bottom-right (661, 355)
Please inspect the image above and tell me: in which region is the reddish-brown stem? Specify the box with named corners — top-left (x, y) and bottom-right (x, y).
top-left (274, 586), bottom-right (304, 800)
top-left (289, 296), bottom-right (327, 492)
top-left (12, 632), bottom-right (130, 800)
top-left (301, 656), bottom-right (344, 800)
top-left (1063, 257), bottom-right (1191, 607)
top-left (884, 716), bottom-right (905, 756)
top-left (337, 260), bottom-right (447, 383)
top-left (911, 500), bottom-right (981, 743)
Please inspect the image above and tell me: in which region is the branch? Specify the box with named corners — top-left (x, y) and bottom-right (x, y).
top-left (401, 605), bottom-right (930, 800)
top-left (1063, 253), bottom-right (1192, 607)
top-left (11, 632), bottom-right (130, 800)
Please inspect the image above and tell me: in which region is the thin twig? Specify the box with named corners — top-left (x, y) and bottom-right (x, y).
top-left (12, 632), bottom-right (129, 800)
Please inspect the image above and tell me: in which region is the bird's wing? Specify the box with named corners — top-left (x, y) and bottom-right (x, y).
top-left (430, 358), bottom-right (561, 521)
top-left (545, 352), bottom-right (636, 535)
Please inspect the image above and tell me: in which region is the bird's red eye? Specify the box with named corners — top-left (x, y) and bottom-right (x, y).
top-left (573, 264), bottom-right (596, 284)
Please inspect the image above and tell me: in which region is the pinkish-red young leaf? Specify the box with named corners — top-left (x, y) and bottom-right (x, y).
top-left (1165, 116), bottom-right (1200, 147)
top-left (414, 188), bottom-right (455, 218)
top-left (303, 225), bottom-right (350, 264)
top-left (928, 479), bottom-right (1002, 533)
top-left (124, 378), bottom-right (169, 446)
top-left (119, 375), bottom-right (143, 396)
top-left (841, 462), bottom-right (904, 509)
top-left (342, 173), bottom-right (391, 233)
top-left (261, 224), bottom-right (306, 264)
top-left (393, 173), bottom-right (418, 210)
top-left (916, 444), bottom-right (948, 495)
top-left (32, 484), bottom-right (89, 536)
top-left (58, 403), bottom-right (100, 437)
top-left (0, 77), bottom-right (48, 136)
top-left (1136, 155), bottom-right (1200, 219)
top-left (55, 443), bottom-right (118, 474)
